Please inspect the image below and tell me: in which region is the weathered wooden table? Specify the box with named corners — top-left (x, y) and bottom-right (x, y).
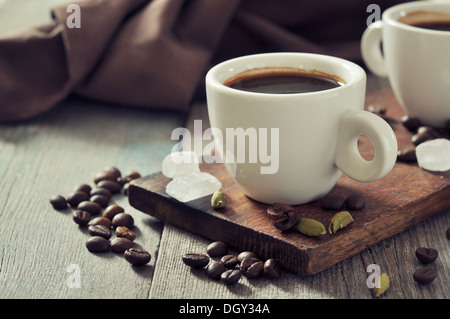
top-left (0, 0), bottom-right (449, 300)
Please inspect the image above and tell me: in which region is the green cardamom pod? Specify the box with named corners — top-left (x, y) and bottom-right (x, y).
top-left (295, 218), bottom-right (326, 237)
top-left (211, 191), bottom-right (227, 209)
top-left (374, 273), bottom-right (390, 298)
top-left (328, 211), bottom-right (354, 234)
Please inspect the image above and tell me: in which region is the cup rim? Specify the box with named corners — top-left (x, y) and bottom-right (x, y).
top-left (383, 0), bottom-right (450, 35)
top-left (205, 52), bottom-right (365, 98)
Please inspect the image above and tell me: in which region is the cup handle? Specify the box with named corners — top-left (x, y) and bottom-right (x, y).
top-left (361, 21), bottom-right (388, 77)
top-left (335, 110), bottom-right (397, 182)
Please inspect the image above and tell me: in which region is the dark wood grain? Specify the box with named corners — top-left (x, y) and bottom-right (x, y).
top-left (129, 89), bottom-right (450, 275)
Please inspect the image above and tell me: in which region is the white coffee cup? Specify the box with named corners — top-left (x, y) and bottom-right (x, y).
top-left (361, 1), bottom-right (450, 127)
top-left (205, 52), bottom-right (397, 205)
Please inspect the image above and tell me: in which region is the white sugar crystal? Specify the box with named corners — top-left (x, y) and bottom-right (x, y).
top-left (416, 138), bottom-right (450, 172)
top-left (166, 172), bottom-right (222, 202)
top-left (161, 151), bottom-right (201, 178)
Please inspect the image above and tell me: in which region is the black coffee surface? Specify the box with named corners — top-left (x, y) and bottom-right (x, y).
top-left (414, 22), bottom-right (450, 31)
top-left (227, 73), bottom-right (341, 94)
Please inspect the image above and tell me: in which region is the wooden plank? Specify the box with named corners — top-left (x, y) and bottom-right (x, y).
top-left (129, 89), bottom-right (450, 275)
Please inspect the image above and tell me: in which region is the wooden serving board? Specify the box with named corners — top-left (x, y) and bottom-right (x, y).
top-left (128, 90), bottom-right (450, 275)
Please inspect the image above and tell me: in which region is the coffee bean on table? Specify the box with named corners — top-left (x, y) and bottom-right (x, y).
top-left (90, 187), bottom-right (112, 199)
top-left (206, 260), bottom-right (227, 279)
top-left (397, 147), bottom-right (417, 163)
top-left (86, 236), bottom-right (110, 253)
top-left (93, 171), bottom-right (116, 184)
top-left (112, 212), bottom-right (134, 228)
top-left (240, 257), bottom-right (264, 279)
top-left (73, 183), bottom-right (92, 195)
top-left (237, 251), bottom-right (257, 262)
top-left (77, 201), bottom-right (102, 215)
top-left (88, 224), bottom-right (112, 239)
top-left (73, 210), bottom-right (91, 226)
top-left (273, 210), bottom-right (298, 231)
top-left (320, 193), bottom-right (345, 210)
top-left (220, 269), bottom-right (242, 285)
top-left (415, 247), bottom-right (438, 264)
top-left (89, 216), bottom-right (112, 228)
top-left (96, 180), bottom-right (122, 194)
top-left (50, 195), bottom-right (68, 210)
top-left (67, 191), bottom-right (89, 207)
top-left (345, 192), bottom-right (365, 210)
top-left (90, 194), bottom-right (109, 207)
top-left (103, 166), bottom-right (121, 180)
top-left (115, 226), bottom-right (136, 241)
top-left (412, 132), bottom-right (433, 146)
top-left (221, 255), bottom-right (239, 268)
top-left (263, 259), bottom-right (281, 279)
top-left (102, 204), bottom-right (124, 220)
top-left (124, 248), bottom-right (151, 266)
top-left (110, 238), bottom-right (134, 253)
top-left (413, 267), bottom-right (437, 284)
top-left (182, 253), bottom-right (210, 268)
top-left (206, 241), bottom-right (228, 257)
top-left (401, 114), bottom-right (422, 132)
top-left (267, 203), bottom-right (295, 220)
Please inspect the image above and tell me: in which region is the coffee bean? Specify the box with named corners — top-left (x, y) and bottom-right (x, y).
top-left (415, 247), bottom-right (438, 264)
top-left (110, 238), bottom-right (134, 253)
top-left (124, 248), bottom-right (151, 266)
top-left (97, 180), bottom-right (122, 194)
top-left (220, 269), bottom-right (242, 285)
top-left (413, 267), bottom-right (437, 284)
top-left (103, 166), bottom-right (121, 180)
top-left (112, 212), bottom-right (134, 228)
top-left (86, 236), bottom-right (110, 253)
top-left (124, 170), bottom-right (141, 181)
top-left (102, 204), bottom-right (124, 220)
top-left (237, 251), bottom-right (257, 262)
top-left (397, 147), bottom-right (417, 163)
top-left (115, 226), bottom-right (136, 241)
top-left (417, 126), bottom-right (439, 138)
top-left (77, 201), bottom-right (102, 215)
top-left (90, 187), bottom-right (112, 199)
top-left (273, 210), bottom-right (298, 231)
top-left (206, 241), bottom-right (228, 257)
top-left (263, 259), bottom-right (281, 279)
top-left (94, 171), bottom-right (116, 184)
top-left (206, 260), bottom-right (227, 279)
top-left (401, 115), bottom-right (422, 132)
top-left (182, 253), bottom-right (210, 268)
top-left (221, 255), bottom-right (239, 268)
top-left (240, 257), bottom-right (264, 279)
top-left (346, 192), bottom-right (365, 210)
top-left (73, 210), bottom-right (91, 226)
top-left (88, 224), bottom-right (112, 239)
top-left (320, 193), bottom-right (345, 210)
top-left (88, 216), bottom-right (112, 228)
top-left (412, 132), bottom-right (433, 146)
top-left (267, 203), bottom-right (295, 220)
top-left (73, 183), bottom-right (92, 195)
top-left (67, 191), bottom-right (89, 207)
top-left (50, 195), bottom-right (68, 210)
top-left (90, 194), bottom-right (109, 207)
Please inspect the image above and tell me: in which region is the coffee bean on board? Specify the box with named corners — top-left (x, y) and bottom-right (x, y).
top-left (124, 248), bottom-right (151, 266)
top-left (413, 267), bottom-right (437, 284)
top-left (415, 247), bottom-right (438, 264)
top-left (112, 213), bottom-right (134, 228)
top-left (397, 147), bottom-right (417, 163)
top-left (345, 192), bottom-right (365, 210)
top-left (88, 224), bottom-right (112, 239)
top-left (50, 195), bottom-right (68, 210)
top-left (86, 236), bottom-right (110, 253)
top-left (206, 241), bottom-right (228, 257)
top-left (320, 193), bottom-right (345, 210)
top-left (72, 210), bottom-right (91, 226)
top-left (182, 253), bottom-right (210, 268)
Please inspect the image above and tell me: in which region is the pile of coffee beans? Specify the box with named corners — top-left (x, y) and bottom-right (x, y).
top-left (413, 246), bottom-right (439, 285)
top-left (49, 166), bottom-right (151, 266)
top-left (182, 241), bottom-right (282, 285)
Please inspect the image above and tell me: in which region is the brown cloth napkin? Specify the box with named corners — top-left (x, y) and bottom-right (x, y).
top-left (0, 0), bottom-right (406, 122)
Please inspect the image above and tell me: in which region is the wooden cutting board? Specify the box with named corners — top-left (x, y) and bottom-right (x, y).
top-left (128, 90), bottom-right (450, 275)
